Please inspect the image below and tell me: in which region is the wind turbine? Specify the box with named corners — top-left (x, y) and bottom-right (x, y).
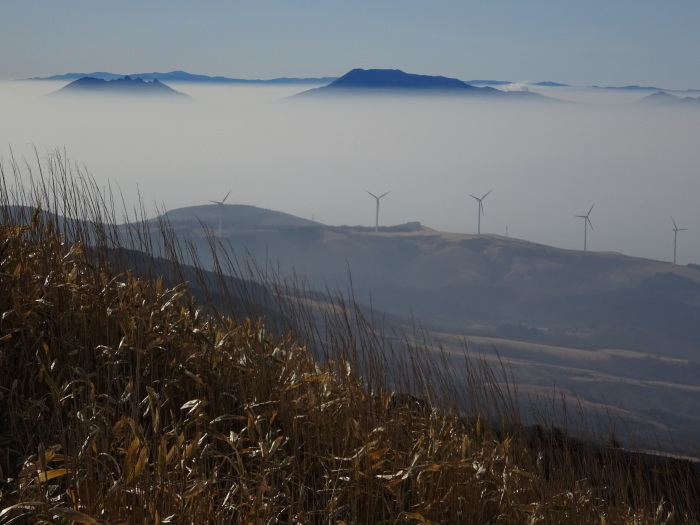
top-left (209, 190), bottom-right (231, 236)
top-left (367, 190), bottom-right (390, 233)
top-left (672, 217), bottom-right (687, 265)
top-left (209, 190), bottom-right (231, 206)
top-left (575, 203), bottom-right (594, 251)
top-left (468, 190), bottom-right (491, 235)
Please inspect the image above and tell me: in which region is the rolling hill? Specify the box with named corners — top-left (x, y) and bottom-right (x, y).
top-left (133, 202), bottom-right (700, 452)
top-left (151, 205), bottom-right (700, 355)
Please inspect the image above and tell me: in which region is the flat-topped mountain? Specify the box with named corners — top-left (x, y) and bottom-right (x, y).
top-left (52, 76), bottom-right (190, 97)
top-left (293, 68), bottom-right (547, 99)
top-left (328, 68), bottom-right (476, 90)
top-left (162, 204), bottom-right (320, 228)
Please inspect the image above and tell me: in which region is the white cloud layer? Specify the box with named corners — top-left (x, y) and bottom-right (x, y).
top-left (1, 81), bottom-right (699, 265)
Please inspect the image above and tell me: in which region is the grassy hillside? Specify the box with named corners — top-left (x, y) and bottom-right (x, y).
top-left (152, 215), bottom-right (700, 357)
top-left (1, 152), bottom-right (699, 523)
top-left (137, 205), bottom-right (700, 452)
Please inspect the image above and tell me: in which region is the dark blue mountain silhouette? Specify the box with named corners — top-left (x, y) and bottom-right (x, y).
top-left (328, 68), bottom-right (477, 90)
top-left (52, 76), bottom-right (190, 97)
top-left (593, 84), bottom-right (663, 91)
top-left (293, 68), bottom-right (546, 100)
top-left (27, 71), bottom-right (700, 94)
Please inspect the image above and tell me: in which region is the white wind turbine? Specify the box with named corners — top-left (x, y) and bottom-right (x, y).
top-left (367, 190), bottom-right (390, 233)
top-left (468, 190), bottom-right (491, 235)
top-left (209, 190), bottom-right (231, 237)
top-left (575, 203), bottom-right (594, 251)
top-left (672, 217), bottom-right (687, 265)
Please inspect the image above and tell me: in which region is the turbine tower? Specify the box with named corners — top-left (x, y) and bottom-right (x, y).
top-left (672, 217), bottom-right (687, 265)
top-left (209, 190), bottom-right (231, 237)
top-left (575, 203), bottom-right (594, 251)
top-left (468, 190), bottom-right (491, 235)
top-left (367, 190), bottom-right (390, 233)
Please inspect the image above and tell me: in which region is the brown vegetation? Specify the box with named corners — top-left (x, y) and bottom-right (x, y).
top-left (0, 151), bottom-right (698, 523)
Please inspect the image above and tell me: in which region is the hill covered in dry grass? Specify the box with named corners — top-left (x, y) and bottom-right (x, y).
top-left (1, 153), bottom-right (699, 523)
top-left (141, 203), bottom-right (700, 452)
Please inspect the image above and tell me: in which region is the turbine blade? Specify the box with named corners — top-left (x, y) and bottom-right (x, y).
top-left (379, 191), bottom-right (391, 199)
top-left (222, 190), bottom-right (231, 203)
top-left (366, 190), bottom-right (378, 199)
top-left (588, 203), bottom-right (595, 215)
top-left (587, 217), bottom-right (594, 231)
top-left (482, 190), bottom-right (492, 199)
top-left (672, 217), bottom-right (678, 230)
top-left (468, 194), bottom-right (479, 201)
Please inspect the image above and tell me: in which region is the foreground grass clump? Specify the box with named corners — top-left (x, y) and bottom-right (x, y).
top-left (2, 217), bottom-right (697, 523)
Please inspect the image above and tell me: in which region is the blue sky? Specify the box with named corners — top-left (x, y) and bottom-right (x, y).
top-left (3, 0), bottom-right (700, 88)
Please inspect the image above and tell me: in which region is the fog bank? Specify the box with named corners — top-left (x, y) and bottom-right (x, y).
top-left (1, 81), bottom-right (699, 264)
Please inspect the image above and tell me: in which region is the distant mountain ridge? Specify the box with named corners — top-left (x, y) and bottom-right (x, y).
top-left (152, 202), bottom-right (700, 359)
top-left (29, 70), bottom-right (336, 85)
top-left (292, 68), bottom-right (547, 100)
top-left (52, 76), bottom-right (190, 97)
top-left (26, 70), bottom-right (700, 92)
top-left (636, 90), bottom-right (700, 106)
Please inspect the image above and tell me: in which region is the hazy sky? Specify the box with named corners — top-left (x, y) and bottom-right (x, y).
top-left (3, 1), bottom-right (700, 88)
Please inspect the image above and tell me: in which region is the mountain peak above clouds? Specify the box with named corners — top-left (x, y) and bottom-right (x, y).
top-left (637, 90), bottom-right (700, 106)
top-left (329, 68), bottom-right (476, 90)
top-left (51, 76), bottom-right (191, 97)
top-left (291, 68), bottom-right (550, 100)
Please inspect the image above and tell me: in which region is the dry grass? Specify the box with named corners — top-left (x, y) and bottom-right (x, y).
top-left (0, 150), bottom-right (698, 523)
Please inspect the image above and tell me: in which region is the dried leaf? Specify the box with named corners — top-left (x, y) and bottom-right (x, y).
top-left (180, 398), bottom-right (208, 417)
top-left (0, 502), bottom-right (43, 520)
top-left (124, 437), bottom-right (147, 483)
top-left (50, 507), bottom-right (100, 525)
top-left (183, 480), bottom-right (208, 499)
top-left (400, 511), bottom-right (427, 522)
top-left (268, 435), bottom-right (284, 456)
top-left (183, 432), bottom-right (204, 460)
top-left (146, 386), bottom-right (159, 432)
top-left (302, 372), bottom-right (330, 383)
top-left (36, 468), bottom-right (72, 483)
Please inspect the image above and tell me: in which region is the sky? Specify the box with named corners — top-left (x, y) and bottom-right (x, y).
top-left (3, 1), bottom-right (700, 89)
top-left (1, 2), bottom-right (700, 265)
